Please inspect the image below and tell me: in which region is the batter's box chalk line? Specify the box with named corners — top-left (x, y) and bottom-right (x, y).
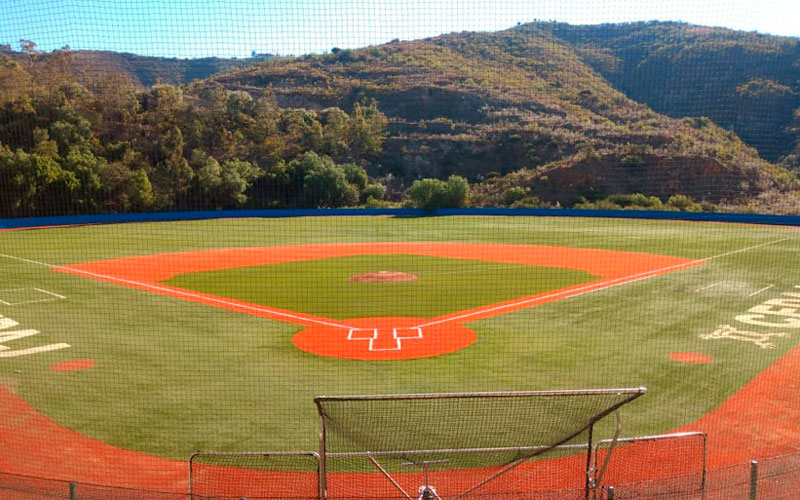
top-left (347, 326), bottom-right (424, 351)
top-left (0, 287), bottom-right (66, 306)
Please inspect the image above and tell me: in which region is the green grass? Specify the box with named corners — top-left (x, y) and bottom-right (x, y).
top-left (163, 254), bottom-right (596, 319)
top-left (0, 216), bottom-right (798, 460)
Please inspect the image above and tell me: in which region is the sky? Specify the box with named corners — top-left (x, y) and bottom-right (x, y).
top-left (1, 0), bottom-right (799, 58)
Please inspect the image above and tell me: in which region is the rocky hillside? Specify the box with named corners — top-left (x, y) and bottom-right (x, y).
top-left (197, 22), bottom-right (797, 205)
top-left (543, 22), bottom-right (800, 167)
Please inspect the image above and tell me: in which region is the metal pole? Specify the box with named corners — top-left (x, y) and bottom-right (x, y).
top-left (749, 460), bottom-right (758, 500)
top-left (607, 486), bottom-right (614, 500)
top-left (585, 423), bottom-right (594, 500)
top-left (69, 481), bottom-right (77, 500)
top-left (318, 412), bottom-right (327, 500)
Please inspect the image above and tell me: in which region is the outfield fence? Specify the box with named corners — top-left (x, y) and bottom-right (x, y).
top-left (1, 451), bottom-right (798, 500)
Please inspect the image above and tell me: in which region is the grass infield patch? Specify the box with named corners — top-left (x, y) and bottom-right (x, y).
top-left (162, 254), bottom-right (597, 319)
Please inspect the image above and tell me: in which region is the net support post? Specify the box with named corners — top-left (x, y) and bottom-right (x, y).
top-left (315, 398), bottom-right (328, 500)
top-left (749, 460), bottom-right (759, 500)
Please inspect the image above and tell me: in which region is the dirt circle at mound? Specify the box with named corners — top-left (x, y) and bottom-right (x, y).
top-left (348, 270), bottom-right (418, 282)
top-left (669, 352), bottom-right (713, 364)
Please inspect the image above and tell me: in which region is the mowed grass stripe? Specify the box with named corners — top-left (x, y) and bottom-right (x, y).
top-left (162, 255), bottom-right (597, 320)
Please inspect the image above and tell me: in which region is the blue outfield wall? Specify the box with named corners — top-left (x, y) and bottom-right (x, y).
top-left (2, 208), bottom-right (800, 230)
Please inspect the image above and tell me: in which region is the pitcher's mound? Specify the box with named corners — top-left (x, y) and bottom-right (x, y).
top-left (349, 271), bottom-right (418, 282)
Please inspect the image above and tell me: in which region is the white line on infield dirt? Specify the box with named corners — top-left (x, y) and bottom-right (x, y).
top-left (0, 253), bottom-right (349, 330)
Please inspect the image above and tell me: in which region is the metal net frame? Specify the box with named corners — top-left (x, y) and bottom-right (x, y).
top-left (593, 432), bottom-right (708, 498)
top-left (188, 451), bottom-right (320, 500)
top-left (314, 388), bottom-right (647, 500)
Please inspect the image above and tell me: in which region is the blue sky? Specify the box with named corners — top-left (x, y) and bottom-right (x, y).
top-left (2, 0), bottom-right (799, 58)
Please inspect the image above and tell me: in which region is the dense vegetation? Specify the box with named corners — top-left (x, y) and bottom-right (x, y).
top-left (1, 21), bottom-right (799, 216)
top-left (0, 48), bottom-right (389, 216)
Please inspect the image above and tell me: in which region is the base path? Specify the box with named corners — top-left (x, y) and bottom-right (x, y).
top-left (58, 242), bottom-right (701, 360)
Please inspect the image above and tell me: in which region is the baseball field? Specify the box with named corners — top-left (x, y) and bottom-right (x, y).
top-left (0, 214), bottom-right (798, 492)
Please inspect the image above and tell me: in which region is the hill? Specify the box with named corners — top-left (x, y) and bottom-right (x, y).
top-left (1, 22), bottom-right (799, 214)
top-left (199, 22), bottom-right (798, 205)
top-left (543, 22), bottom-right (800, 168)
top-left (0, 46), bottom-right (268, 87)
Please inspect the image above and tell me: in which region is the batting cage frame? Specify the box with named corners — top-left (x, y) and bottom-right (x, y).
top-left (188, 450), bottom-right (321, 500)
top-left (314, 388), bottom-right (647, 500)
top-left (593, 432), bottom-right (708, 500)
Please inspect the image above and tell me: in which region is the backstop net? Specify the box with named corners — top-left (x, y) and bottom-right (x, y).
top-left (593, 432), bottom-right (708, 498)
top-left (189, 452), bottom-right (320, 500)
top-left (315, 389), bottom-right (646, 500)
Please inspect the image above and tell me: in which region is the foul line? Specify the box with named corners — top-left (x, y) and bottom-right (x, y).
top-left (0, 236), bottom-right (792, 332)
top-left (0, 253), bottom-right (349, 330)
top-left (416, 237), bottom-right (793, 329)
top-left (416, 260), bottom-right (701, 328)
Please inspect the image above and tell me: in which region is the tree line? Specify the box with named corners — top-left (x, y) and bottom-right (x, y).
top-left (0, 51), bottom-right (417, 217)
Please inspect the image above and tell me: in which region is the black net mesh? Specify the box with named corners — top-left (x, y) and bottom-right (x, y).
top-left (2, 0), bottom-right (800, 498)
top-left (316, 391), bottom-right (643, 454)
top-left (189, 452), bottom-right (319, 500)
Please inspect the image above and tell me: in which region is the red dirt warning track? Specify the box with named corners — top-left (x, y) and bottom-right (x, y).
top-left (2, 343), bottom-right (800, 493)
top-left (58, 242), bottom-right (701, 360)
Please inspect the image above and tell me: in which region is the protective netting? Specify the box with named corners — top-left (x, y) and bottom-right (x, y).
top-left (316, 391), bottom-right (643, 454)
top-left (594, 433), bottom-right (707, 492)
top-left (2, 0), bottom-right (800, 499)
top-left (316, 391), bottom-right (641, 499)
top-left (189, 452), bottom-right (320, 500)
top-left (324, 445), bottom-right (591, 500)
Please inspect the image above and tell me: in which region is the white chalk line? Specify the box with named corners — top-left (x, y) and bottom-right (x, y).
top-left (0, 253), bottom-right (349, 330)
top-left (0, 236), bottom-right (792, 333)
top-left (748, 284), bottom-right (776, 297)
top-left (703, 238), bottom-right (792, 260)
top-left (415, 259), bottom-right (702, 328)
top-left (694, 281), bottom-right (724, 293)
top-left (416, 237), bottom-right (793, 329)
top-left (0, 286), bottom-right (66, 305)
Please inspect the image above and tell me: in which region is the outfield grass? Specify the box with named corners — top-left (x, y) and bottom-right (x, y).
top-left (163, 254), bottom-right (596, 319)
top-left (0, 216), bottom-right (798, 460)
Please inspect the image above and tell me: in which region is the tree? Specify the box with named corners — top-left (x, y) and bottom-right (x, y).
top-left (151, 126), bottom-right (192, 209)
top-left (408, 178), bottom-right (448, 211)
top-left (445, 175), bottom-right (470, 207)
top-left (342, 163), bottom-right (368, 191)
top-left (189, 150), bottom-right (261, 209)
top-left (100, 160), bottom-right (154, 212)
top-left (298, 152), bottom-right (359, 208)
top-left (0, 55), bottom-right (32, 104)
top-left (319, 107), bottom-right (351, 157)
top-left (0, 146), bottom-right (78, 217)
top-left (349, 99), bottom-right (388, 157)
top-left (408, 175), bottom-right (470, 210)
top-left (19, 39), bottom-right (36, 54)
